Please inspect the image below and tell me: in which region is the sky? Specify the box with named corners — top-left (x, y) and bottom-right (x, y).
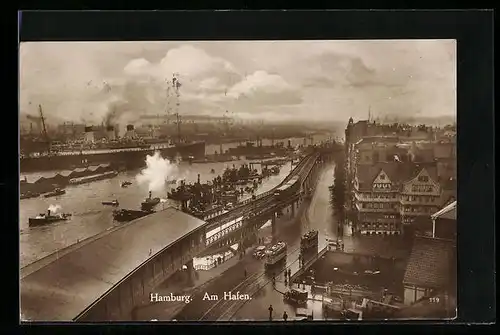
top-left (19, 40), bottom-right (456, 125)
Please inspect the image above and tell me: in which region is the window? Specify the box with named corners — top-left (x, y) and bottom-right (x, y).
top-left (380, 174), bottom-right (385, 180)
top-left (418, 176), bottom-right (429, 182)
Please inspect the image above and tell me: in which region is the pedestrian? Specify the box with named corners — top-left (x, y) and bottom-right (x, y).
top-left (268, 305), bottom-right (273, 321)
top-left (283, 311), bottom-right (288, 321)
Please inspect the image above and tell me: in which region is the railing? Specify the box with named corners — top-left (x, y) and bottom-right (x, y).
top-left (205, 194), bottom-right (300, 246)
top-left (289, 246), bottom-right (328, 283)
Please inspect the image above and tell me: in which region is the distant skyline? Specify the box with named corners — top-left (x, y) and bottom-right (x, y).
top-left (19, 40), bottom-right (456, 125)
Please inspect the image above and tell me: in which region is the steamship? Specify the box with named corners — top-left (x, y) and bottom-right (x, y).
top-left (28, 209), bottom-right (72, 227)
top-left (20, 124), bottom-right (206, 173)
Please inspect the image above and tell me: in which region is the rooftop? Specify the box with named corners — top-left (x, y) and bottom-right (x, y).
top-left (431, 201), bottom-right (456, 221)
top-left (346, 235), bottom-right (412, 259)
top-left (355, 161), bottom-right (438, 191)
top-left (403, 236), bottom-right (455, 288)
top-left (21, 207), bottom-right (206, 321)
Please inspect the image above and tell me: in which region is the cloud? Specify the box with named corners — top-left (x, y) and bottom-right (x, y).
top-left (226, 70), bottom-right (302, 107)
top-left (20, 41), bottom-right (456, 126)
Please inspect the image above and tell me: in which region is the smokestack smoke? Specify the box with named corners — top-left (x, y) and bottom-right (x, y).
top-left (136, 151), bottom-right (181, 193)
top-left (48, 204), bottom-right (61, 213)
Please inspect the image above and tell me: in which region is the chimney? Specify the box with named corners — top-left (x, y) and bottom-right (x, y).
top-left (197, 174), bottom-right (200, 184)
top-left (47, 209), bottom-right (51, 216)
top-left (125, 124), bottom-right (136, 139)
top-left (106, 126), bottom-right (115, 141)
top-left (149, 191), bottom-right (152, 199)
top-left (84, 126), bottom-right (95, 143)
top-left (288, 140), bottom-right (291, 148)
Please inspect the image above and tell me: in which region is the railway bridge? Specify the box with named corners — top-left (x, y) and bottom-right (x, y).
top-left (21, 145), bottom-right (340, 322)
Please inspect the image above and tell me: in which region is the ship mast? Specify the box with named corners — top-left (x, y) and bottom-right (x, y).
top-left (38, 104), bottom-right (50, 153)
top-left (172, 73), bottom-right (182, 144)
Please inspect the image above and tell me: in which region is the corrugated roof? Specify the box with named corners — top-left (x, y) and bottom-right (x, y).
top-left (21, 207), bottom-right (207, 321)
top-left (431, 201), bottom-right (456, 221)
top-left (403, 236), bottom-right (455, 288)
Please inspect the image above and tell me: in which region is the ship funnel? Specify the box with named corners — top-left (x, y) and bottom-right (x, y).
top-left (106, 126), bottom-right (116, 141)
top-left (47, 210), bottom-right (51, 216)
top-left (84, 126), bottom-right (95, 143)
top-left (125, 124), bottom-right (136, 139)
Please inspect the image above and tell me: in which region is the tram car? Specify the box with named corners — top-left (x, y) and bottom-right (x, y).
top-left (264, 241), bottom-right (287, 268)
top-left (300, 230), bottom-right (319, 251)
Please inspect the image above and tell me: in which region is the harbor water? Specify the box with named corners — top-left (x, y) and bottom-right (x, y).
top-left (19, 136), bottom-right (332, 268)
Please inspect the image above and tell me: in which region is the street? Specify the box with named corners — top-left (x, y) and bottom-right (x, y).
top-left (173, 164), bottom-right (337, 321)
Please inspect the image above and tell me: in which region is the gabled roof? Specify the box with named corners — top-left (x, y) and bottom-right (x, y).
top-left (431, 201), bottom-right (456, 221)
top-left (355, 161), bottom-right (438, 191)
top-left (403, 236), bottom-right (455, 288)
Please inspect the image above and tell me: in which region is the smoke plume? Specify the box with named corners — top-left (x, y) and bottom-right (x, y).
top-left (48, 204), bottom-right (61, 213)
top-left (136, 151), bottom-right (180, 192)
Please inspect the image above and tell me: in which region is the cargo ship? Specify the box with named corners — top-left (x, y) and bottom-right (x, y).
top-left (28, 209), bottom-right (72, 227)
top-left (264, 241), bottom-right (287, 268)
top-left (300, 230), bottom-right (319, 252)
top-left (20, 84), bottom-right (205, 172)
top-left (225, 139), bottom-right (292, 158)
top-left (20, 137), bottom-right (205, 173)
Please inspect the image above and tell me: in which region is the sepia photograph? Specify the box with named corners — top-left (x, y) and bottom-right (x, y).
top-left (19, 40), bottom-right (457, 322)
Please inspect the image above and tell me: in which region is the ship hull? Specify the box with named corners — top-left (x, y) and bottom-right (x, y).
top-left (28, 217), bottom-right (67, 227)
top-left (20, 141), bottom-right (206, 173)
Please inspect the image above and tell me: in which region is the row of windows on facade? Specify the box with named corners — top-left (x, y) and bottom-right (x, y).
top-left (402, 206), bottom-right (439, 213)
top-left (357, 193), bottom-right (439, 202)
top-left (355, 183), bottom-right (437, 194)
top-left (360, 214), bottom-right (397, 220)
top-left (360, 223), bottom-right (399, 229)
top-left (359, 203), bottom-right (438, 213)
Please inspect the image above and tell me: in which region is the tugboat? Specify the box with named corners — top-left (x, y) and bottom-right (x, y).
top-left (121, 181), bottom-right (132, 188)
top-left (43, 188), bottom-right (66, 198)
top-left (28, 209), bottom-right (72, 227)
top-left (102, 199), bottom-right (119, 206)
top-left (112, 208), bottom-right (154, 222)
top-left (141, 191), bottom-right (161, 211)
